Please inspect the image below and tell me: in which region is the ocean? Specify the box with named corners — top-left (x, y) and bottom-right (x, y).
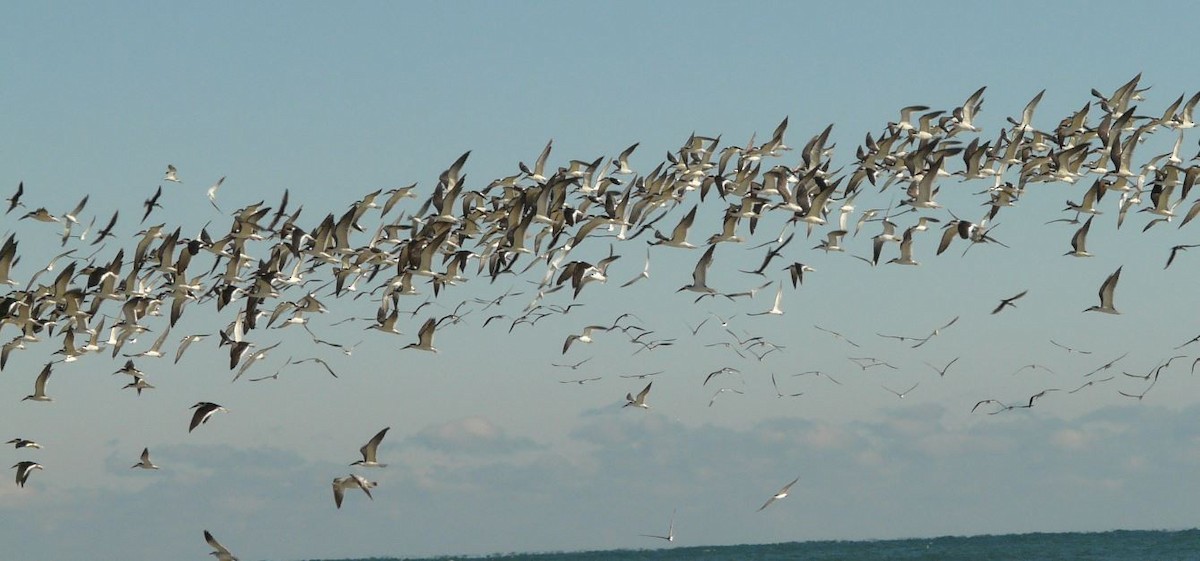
top-left (314, 530), bottom-right (1200, 561)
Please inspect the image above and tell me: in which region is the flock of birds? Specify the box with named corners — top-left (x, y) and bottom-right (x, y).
top-left (5, 74), bottom-right (1200, 557)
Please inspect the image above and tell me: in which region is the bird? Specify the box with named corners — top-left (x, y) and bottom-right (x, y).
top-left (758, 475), bottom-right (800, 511)
top-left (562, 325), bottom-right (609, 354)
top-left (175, 333), bottom-right (210, 364)
top-left (882, 382), bottom-right (919, 398)
top-left (784, 262), bottom-right (814, 287)
top-left (403, 317), bottom-right (439, 352)
top-left (288, 357), bottom-right (340, 378)
top-left (639, 508), bottom-right (676, 542)
top-left (351, 427), bottom-right (389, 468)
top-left (232, 341), bottom-right (282, 382)
top-left (747, 282), bottom-right (784, 316)
top-left (189, 402), bottom-right (228, 432)
top-left (1165, 243), bottom-right (1200, 269)
top-left (164, 164), bottom-right (181, 183)
top-left (207, 176), bottom-right (226, 211)
top-left (1064, 216), bottom-right (1094, 257)
top-left (703, 365), bottom-right (741, 386)
top-left (142, 185), bottom-right (163, 223)
top-left (559, 377), bottom-right (601, 385)
top-left (1084, 266), bottom-right (1122, 314)
top-left (991, 290), bottom-right (1028, 314)
top-left (925, 357), bottom-right (960, 377)
top-left (708, 387), bottom-right (745, 407)
top-left (620, 248), bottom-right (651, 288)
top-left (332, 473), bottom-right (376, 509)
top-left (22, 362), bottom-right (54, 402)
top-left (624, 382), bottom-right (652, 408)
top-left (5, 181), bottom-right (24, 214)
top-left (125, 326), bottom-right (171, 359)
top-left (888, 227), bottom-right (920, 265)
top-left (651, 205), bottom-right (698, 248)
top-left (676, 244), bottom-right (717, 296)
top-left (7, 438), bottom-right (41, 449)
top-left (551, 357), bottom-right (593, 370)
top-left (204, 530), bottom-right (238, 561)
top-left (123, 377), bottom-right (155, 396)
top-left (813, 229), bottom-right (848, 252)
top-left (12, 461), bottom-right (43, 487)
top-left (771, 373), bottom-right (804, 398)
top-left (131, 447), bottom-right (159, 469)
top-left (911, 316), bottom-right (959, 349)
top-left (612, 142), bottom-right (639, 174)
top-left (813, 325), bottom-right (859, 348)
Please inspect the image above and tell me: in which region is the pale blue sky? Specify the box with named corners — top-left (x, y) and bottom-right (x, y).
top-left (3, 2), bottom-right (1200, 560)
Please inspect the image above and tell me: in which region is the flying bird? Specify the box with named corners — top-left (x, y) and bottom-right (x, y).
top-left (991, 290), bottom-right (1028, 314)
top-left (1083, 266), bottom-right (1122, 314)
top-left (883, 382), bottom-right (920, 398)
top-left (403, 317), bottom-right (439, 352)
top-left (351, 427), bottom-right (389, 468)
top-left (639, 508), bottom-right (676, 542)
top-left (142, 185), bottom-right (163, 223)
top-left (189, 402), bottom-right (228, 432)
top-left (758, 476), bottom-right (800, 511)
top-left (12, 461), bottom-right (43, 487)
top-left (22, 362), bottom-right (54, 402)
top-left (204, 530), bottom-right (238, 561)
top-left (5, 181), bottom-right (24, 214)
top-left (7, 438), bottom-right (41, 449)
top-left (624, 382), bottom-right (652, 408)
top-left (332, 473), bottom-right (376, 509)
top-left (131, 447), bottom-right (159, 469)
top-left (206, 176), bottom-right (226, 211)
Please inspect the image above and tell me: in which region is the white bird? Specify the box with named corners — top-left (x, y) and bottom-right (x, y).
top-left (676, 244), bottom-right (716, 296)
top-left (612, 142), bottom-right (639, 174)
top-left (207, 176), bottom-right (226, 211)
top-left (758, 475), bottom-right (800, 511)
top-left (351, 427), bottom-right (389, 468)
top-left (175, 333), bottom-right (210, 364)
top-left (189, 402), bottom-right (228, 432)
top-left (813, 229), bottom-right (848, 252)
top-left (652, 205), bottom-right (698, 248)
top-left (403, 317), bottom-right (439, 352)
top-left (131, 447), bottom-right (159, 469)
top-left (232, 341), bottom-right (282, 382)
top-left (12, 461), bottom-right (42, 487)
top-left (888, 227), bottom-right (920, 266)
top-left (639, 508), bottom-right (676, 542)
top-left (562, 325), bottom-right (609, 354)
top-left (164, 164), bottom-right (181, 183)
top-left (22, 362), bottom-right (54, 402)
top-left (332, 473), bottom-right (376, 509)
top-left (1084, 266), bottom-right (1122, 314)
top-left (951, 86), bottom-right (987, 133)
top-left (204, 530), bottom-right (238, 561)
top-left (619, 248), bottom-right (651, 288)
top-left (747, 283), bottom-right (784, 316)
top-left (624, 382), bottom-right (652, 409)
top-left (124, 326), bottom-right (170, 359)
top-left (1010, 89), bottom-right (1045, 133)
top-left (1065, 216), bottom-right (1094, 257)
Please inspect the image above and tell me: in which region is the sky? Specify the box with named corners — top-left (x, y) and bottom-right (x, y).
top-left (4, 2), bottom-right (1200, 560)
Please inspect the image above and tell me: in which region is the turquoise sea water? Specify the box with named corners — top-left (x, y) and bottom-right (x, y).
top-left (314, 530), bottom-right (1200, 561)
